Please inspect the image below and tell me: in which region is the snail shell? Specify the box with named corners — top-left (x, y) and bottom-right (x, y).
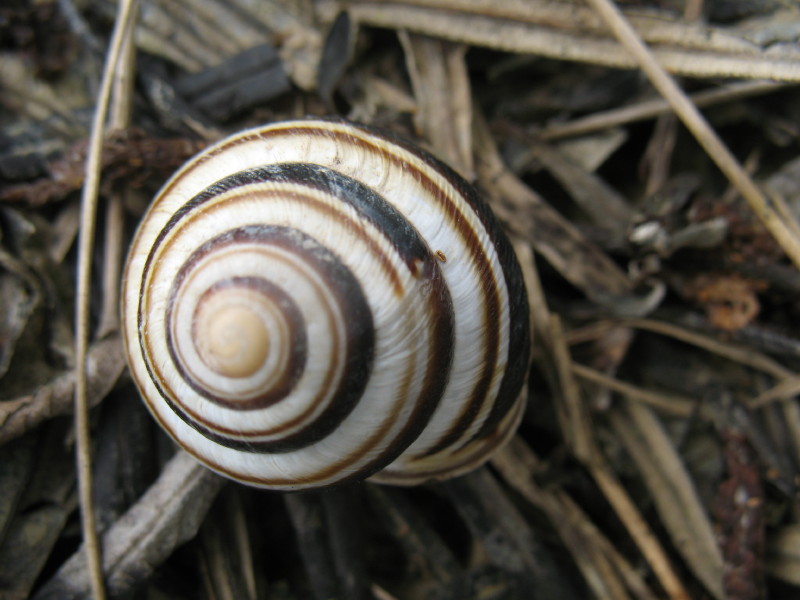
top-left (121, 119), bottom-right (529, 490)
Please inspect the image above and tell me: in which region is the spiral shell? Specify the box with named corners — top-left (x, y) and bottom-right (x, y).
top-left (122, 119), bottom-right (529, 490)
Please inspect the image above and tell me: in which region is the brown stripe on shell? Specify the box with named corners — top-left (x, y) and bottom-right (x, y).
top-left (143, 232), bottom-right (342, 438)
top-left (168, 162), bottom-right (457, 470)
top-left (169, 276), bottom-right (306, 410)
top-left (139, 193), bottom-right (358, 439)
top-left (141, 225), bottom-right (374, 453)
top-left (262, 123), bottom-right (504, 455)
top-left (152, 124), bottom-right (497, 441)
top-left (173, 385), bottom-right (409, 488)
top-left (176, 309), bottom-right (446, 488)
top-left (343, 121), bottom-right (529, 444)
top-left (194, 293), bottom-right (454, 489)
top-left (137, 183), bottom-right (400, 439)
top-left (330, 121), bottom-right (529, 453)
top-left (138, 163), bottom-right (455, 476)
top-left (146, 180), bottom-right (406, 298)
top-left (371, 386), bottom-right (526, 486)
top-left (349, 253), bottom-right (455, 483)
top-left (225, 163), bottom-right (457, 475)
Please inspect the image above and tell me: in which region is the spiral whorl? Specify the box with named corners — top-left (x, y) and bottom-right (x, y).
top-left (122, 119), bottom-right (529, 490)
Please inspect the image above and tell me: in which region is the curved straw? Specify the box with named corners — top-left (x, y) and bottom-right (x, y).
top-left (74, 0), bottom-right (138, 598)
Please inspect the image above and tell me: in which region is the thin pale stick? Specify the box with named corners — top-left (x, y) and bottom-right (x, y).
top-left (621, 318), bottom-right (793, 380)
top-left (549, 318), bottom-right (689, 598)
top-left (549, 314), bottom-right (593, 462)
top-left (348, 1), bottom-right (800, 82)
top-left (74, 0), bottom-right (138, 598)
top-left (570, 363), bottom-right (710, 418)
top-left (750, 377), bottom-right (800, 409)
top-left (539, 80), bottom-right (790, 141)
top-left (590, 464), bottom-right (690, 599)
top-left (493, 443), bottom-right (634, 600)
top-left (97, 8), bottom-right (136, 339)
top-left (585, 0), bottom-right (800, 269)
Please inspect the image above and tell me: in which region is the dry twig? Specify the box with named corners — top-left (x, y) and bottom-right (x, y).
top-left (73, 0), bottom-right (139, 597)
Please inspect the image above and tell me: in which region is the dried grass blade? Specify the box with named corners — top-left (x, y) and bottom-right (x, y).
top-left (97, 0), bottom-right (137, 340)
top-left (494, 439), bottom-right (661, 600)
top-left (346, 2), bottom-right (800, 81)
top-left (750, 377), bottom-right (800, 409)
top-left (548, 315), bottom-right (690, 598)
top-left (511, 240), bottom-right (544, 347)
top-left (610, 401), bottom-right (725, 598)
top-left (549, 315), bottom-right (594, 463)
top-left (540, 80), bottom-right (792, 141)
top-left (571, 362), bottom-right (708, 418)
top-left (348, 0), bottom-right (784, 56)
top-left (590, 463), bottom-right (690, 599)
top-left (74, 0), bottom-right (138, 598)
top-left (397, 33), bottom-right (474, 178)
top-left (620, 318), bottom-right (793, 380)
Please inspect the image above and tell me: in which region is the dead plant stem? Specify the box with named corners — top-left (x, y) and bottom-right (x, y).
top-left (74, 0), bottom-right (138, 598)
